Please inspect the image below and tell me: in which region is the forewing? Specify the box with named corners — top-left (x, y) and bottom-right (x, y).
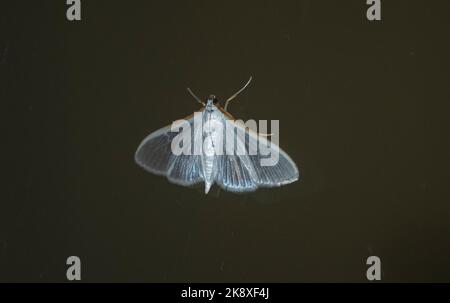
top-left (242, 125), bottom-right (299, 187)
top-left (135, 116), bottom-right (204, 186)
top-left (215, 120), bottom-right (299, 191)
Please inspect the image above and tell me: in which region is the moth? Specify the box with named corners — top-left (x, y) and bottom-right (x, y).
top-left (135, 77), bottom-right (299, 194)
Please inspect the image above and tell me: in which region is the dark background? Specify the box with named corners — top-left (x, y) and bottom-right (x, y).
top-left (1, 0), bottom-right (449, 282)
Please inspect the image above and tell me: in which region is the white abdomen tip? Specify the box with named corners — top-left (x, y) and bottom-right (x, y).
top-left (205, 182), bottom-right (212, 194)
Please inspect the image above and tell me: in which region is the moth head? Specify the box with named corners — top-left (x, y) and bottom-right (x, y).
top-left (207, 95), bottom-right (219, 106)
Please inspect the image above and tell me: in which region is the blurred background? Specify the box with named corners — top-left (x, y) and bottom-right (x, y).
top-left (0, 0), bottom-right (449, 282)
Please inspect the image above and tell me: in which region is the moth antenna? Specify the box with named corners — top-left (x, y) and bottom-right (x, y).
top-left (187, 87), bottom-right (205, 106)
top-left (224, 76), bottom-right (253, 111)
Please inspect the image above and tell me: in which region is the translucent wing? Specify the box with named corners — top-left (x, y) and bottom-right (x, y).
top-left (244, 129), bottom-right (299, 187)
top-left (215, 154), bottom-right (258, 192)
top-left (134, 116), bottom-right (204, 186)
top-left (215, 121), bottom-right (299, 192)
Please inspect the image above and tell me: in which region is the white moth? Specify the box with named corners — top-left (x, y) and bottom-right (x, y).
top-left (135, 77), bottom-right (299, 194)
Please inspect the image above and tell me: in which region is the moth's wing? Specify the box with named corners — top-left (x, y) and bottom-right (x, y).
top-left (135, 115), bottom-right (204, 186)
top-left (215, 120), bottom-right (299, 192)
top-left (215, 154), bottom-right (259, 192)
top-left (241, 124), bottom-right (299, 187)
top-left (135, 124), bottom-right (174, 175)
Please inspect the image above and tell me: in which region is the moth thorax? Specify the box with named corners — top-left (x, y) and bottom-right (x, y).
top-left (203, 118), bottom-right (223, 133)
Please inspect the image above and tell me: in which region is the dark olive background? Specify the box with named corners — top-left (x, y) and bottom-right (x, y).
top-left (1, 1), bottom-right (449, 282)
